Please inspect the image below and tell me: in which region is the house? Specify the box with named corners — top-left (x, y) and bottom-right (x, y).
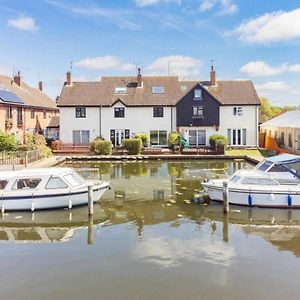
top-left (57, 67), bottom-right (260, 148)
top-left (0, 72), bottom-right (58, 142)
top-left (45, 115), bottom-right (60, 141)
top-left (260, 110), bottom-right (300, 154)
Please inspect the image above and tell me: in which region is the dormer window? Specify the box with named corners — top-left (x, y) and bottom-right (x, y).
top-left (194, 89), bottom-right (202, 99)
top-left (181, 85), bottom-right (187, 92)
top-left (115, 87), bottom-right (127, 94)
top-left (152, 86), bottom-right (164, 94)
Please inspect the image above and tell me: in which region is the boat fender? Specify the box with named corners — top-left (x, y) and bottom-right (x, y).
top-left (288, 194), bottom-right (292, 207)
top-left (1, 204), bottom-right (4, 214)
top-left (31, 201), bottom-right (35, 212)
top-left (270, 193), bottom-right (275, 201)
top-left (248, 194), bottom-right (253, 206)
top-left (68, 199), bottom-right (72, 209)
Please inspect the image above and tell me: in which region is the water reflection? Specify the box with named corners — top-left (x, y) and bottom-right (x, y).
top-left (2, 160), bottom-right (300, 260)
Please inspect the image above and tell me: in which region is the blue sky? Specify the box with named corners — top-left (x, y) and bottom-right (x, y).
top-left (1, 0), bottom-right (300, 106)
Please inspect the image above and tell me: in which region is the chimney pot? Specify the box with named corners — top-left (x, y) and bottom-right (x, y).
top-left (38, 81), bottom-right (43, 92)
top-left (210, 65), bottom-right (216, 86)
top-left (137, 68), bottom-right (142, 87)
top-left (14, 71), bottom-right (21, 87)
top-left (66, 71), bottom-right (72, 85)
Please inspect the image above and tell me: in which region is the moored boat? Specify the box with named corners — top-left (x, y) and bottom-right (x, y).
top-left (202, 154), bottom-right (300, 208)
top-left (0, 168), bottom-right (110, 211)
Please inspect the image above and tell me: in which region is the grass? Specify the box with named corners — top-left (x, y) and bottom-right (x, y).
top-left (225, 148), bottom-right (274, 158)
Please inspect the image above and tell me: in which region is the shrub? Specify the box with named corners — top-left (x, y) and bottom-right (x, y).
top-left (94, 140), bottom-right (112, 155)
top-left (134, 133), bottom-right (148, 147)
top-left (0, 131), bottom-right (17, 151)
top-left (51, 140), bottom-right (62, 150)
top-left (209, 135), bottom-right (227, 148)
top-left (123, 138), bottom-right (142, 155)
top-left (24, 133), bottom-right (36, 150)
top-left (168, 131), bottom-right (180, 149)
top-left (90, 136), bottom-right (105, 152)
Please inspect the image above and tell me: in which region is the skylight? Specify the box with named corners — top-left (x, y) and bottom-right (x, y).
top-left (152, 86), bottom-right (164, 94)
top-left (115, 87), bottom-right (127, 94)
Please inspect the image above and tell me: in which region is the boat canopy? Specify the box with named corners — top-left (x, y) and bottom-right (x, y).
top-left (265, 154), bottom-right (300, 165)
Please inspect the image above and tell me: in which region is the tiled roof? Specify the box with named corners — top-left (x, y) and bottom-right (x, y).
top-left (0, 75), bottom-right (57, 109)
top-left (47, 116), bottom-right (60, 128)
top-left (261, 110), bottom-right (300, 129)
top-left (208, 80), bottom-right (261, 105)
top-left (57, 76), bottom-right (260, 107)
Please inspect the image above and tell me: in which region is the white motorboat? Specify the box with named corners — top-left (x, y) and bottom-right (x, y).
top-left (0, 168), bottom-right (110, 211)
top-left (202, 154), bottom-right (300, 208)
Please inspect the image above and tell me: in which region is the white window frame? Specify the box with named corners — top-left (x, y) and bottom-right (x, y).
top-left (152, 86), bottom-right (165, 94)
top-left (192, 106), bottom-right (203, 118)
top-left (150, 130), bottom-right (168, 146)
top-left (233, 106), bottom-right (243, 116)
top-left (194, 89), bottom-right (202, 99)
top-left (115, 87), bottom-right (127, 94)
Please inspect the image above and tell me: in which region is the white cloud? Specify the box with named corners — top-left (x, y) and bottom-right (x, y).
top-left (255, 81), bottom-right (300, 106)
top-left (7, 15), bottom-right (38, 31)
top-left (74, 55), bottom-right (135, 71)
top-left (232, 8), bottom-right (300, 44)
top-left (135, 0), bottom-right (181, 7)
top-left (145, 55), bottom-right (202, 78)
top-left (199, 0), bottom-right (238, 15)
top-left (240, 61), bottom-right (300, 77)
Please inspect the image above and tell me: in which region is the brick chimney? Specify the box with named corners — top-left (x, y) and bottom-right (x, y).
top-left (14, 71), bottom-right (21, 87)
top-left (210, 65), bottom-right (216, 86)
top-left (38, 81), bottom-right (43, 92)
top-left (137, 68), bottom-right (142, 87)
top-left (66, 71), bottom-right (72, 85)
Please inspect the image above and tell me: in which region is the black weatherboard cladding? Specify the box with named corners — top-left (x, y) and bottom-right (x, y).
top-left (176, 84), bottom-right (220, 127)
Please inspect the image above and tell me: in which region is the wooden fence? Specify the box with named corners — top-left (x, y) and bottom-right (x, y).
top-left (0, 149), bottom-right (41, 166)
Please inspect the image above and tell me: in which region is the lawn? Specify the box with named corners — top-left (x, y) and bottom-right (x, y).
top-left (225, 148), bottom-right (274, 158)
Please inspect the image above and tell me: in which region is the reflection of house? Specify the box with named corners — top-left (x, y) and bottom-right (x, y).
top-left (0, 72), bottom-right (58, 141)
top-left (58, 66), bottom-right (260, 147)
top-left (260, 110), bottom-right (300, 154)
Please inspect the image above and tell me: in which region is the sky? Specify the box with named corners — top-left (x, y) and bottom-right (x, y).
top-left (1, 0), bottom-right (300, 106)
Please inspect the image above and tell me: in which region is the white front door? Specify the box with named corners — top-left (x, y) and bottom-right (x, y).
top-left (228, 129), bottom-right (246, 146)
top-left (110, 129), bottom-right (130, 147)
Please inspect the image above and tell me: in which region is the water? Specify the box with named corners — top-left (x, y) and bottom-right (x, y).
top-left (1, 160), bottom-right (300, 300)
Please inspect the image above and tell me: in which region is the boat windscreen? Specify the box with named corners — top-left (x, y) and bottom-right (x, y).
top-left (256, 161), bottom-right (273, 172)
top-left (280, 161), bottom-right (300, 178)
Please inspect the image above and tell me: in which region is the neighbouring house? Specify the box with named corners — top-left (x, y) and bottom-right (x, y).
top-left (57, 67), bottom-right (260, 148)
top-left (0, 72), bottom-right (58, 142)
top-left (260, 110), bottom-right (300, 154)
top-left (45, 115), bottom-right (59, 141)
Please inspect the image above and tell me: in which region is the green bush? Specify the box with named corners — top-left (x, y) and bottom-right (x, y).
top-left (168, 131), bottom-right (180, 148)
top-left (134, 133), bottom-right (148, 147)
top-left (90, 136), bottom-right (105, 152)
top-left (209, 135), bottom-right (227, 148)
top-left (0, 131), bottom-right (17, 151)
top-left (94, 140), bottom-right (112, 155)
top-left (123, 138), bottom-right (142, 155)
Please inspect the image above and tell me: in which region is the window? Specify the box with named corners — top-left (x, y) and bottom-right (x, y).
top-left (0, 180), bottom-right (8, 190)
top-left (152, 86), bottom-right (164, 94)
top-left (193, 106), bottom-right (203, 118)
top-left (233, 106), bottom-right (243, 116)
top-left (43, 110), bottom-right (47, 119)
top-left (73, 130), bottom-right (90, 145)
top-left (64, 174), bottom-right (81, 187)
top-left (181, 85), bottom-right (187, 92)
top-left (289, 133), bottom-right (293, 147)
top-left (31, 109), bottom-right (35, 119)
top-left (75, 107), bottom-right (86, 118)
top-left (6, 106), bottom-right (12, 119)
top-left (153, 107), bottom-right (164, 117)
top-left (188, 130), bottom-right (206, 146)
top-left (46, 177), bottom-right (68, 189)
top-left (242, 177), bottom-right (278, 186)
top-left (114, 107), bottom-right (125, 118)
top-left (17, 107), bottom-right (23, 125)
top-left (230, 175), bottom-right (240, 183)
top-left (150, 130), bottom-right (167, 146)
top-left (227, 129), bottom-right (246, 146)
top-left (12, 178), bottom-right (42, 190)
top-left (115, 87), bottom-right (127, 94)
top-left (194, 89), bottom-right (202, 99)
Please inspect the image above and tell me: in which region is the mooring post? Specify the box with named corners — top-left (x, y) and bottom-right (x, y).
top-left (223, 181), bottom-right (229, 214)
top-left (88, 184), bottom-right (94, 216)
top-left (87, 215), bottom-right (94, 245)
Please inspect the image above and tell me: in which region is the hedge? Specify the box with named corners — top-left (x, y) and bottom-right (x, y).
top-left (90, 137), bottom-right (105, 152)
top-left (123, 138), bottom-right (142, 155)
top-left (134, 133), bottom-right (148, 147)
top-left (94, 140), bottom-right (112, 155)
top-left (209, 134), bottom-right (227, 148)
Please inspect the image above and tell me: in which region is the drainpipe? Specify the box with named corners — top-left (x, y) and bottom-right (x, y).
top-left (171, 106), bottom-right (173, 132)
top-left (99, 106), bottom-right (102, 138)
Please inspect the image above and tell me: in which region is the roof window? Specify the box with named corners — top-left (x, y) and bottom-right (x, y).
top-left (115, 87), bottom-right (127, 94)
top-left (152, 86), bottom-right (164, 94)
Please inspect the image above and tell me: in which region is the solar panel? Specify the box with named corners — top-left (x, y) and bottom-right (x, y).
top-left (0, 90), bottom-right (24, 104)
